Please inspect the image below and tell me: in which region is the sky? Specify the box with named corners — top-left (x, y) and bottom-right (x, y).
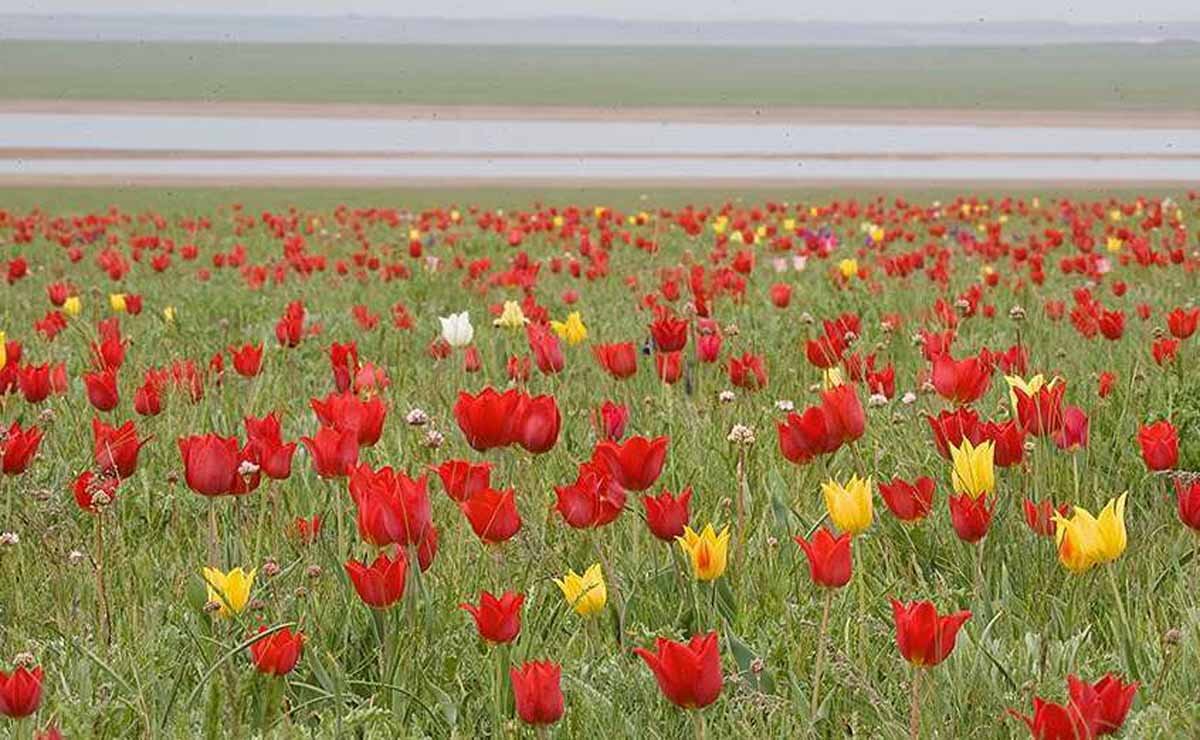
top-left (5, 0), bottom-right (1199, 23)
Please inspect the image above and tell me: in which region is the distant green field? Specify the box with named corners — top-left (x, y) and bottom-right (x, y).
top-left (2, 40), bottom-right (1198, 110)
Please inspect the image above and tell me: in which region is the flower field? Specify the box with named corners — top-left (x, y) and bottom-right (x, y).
top-left (1, 191), bottom-right (1198, 738)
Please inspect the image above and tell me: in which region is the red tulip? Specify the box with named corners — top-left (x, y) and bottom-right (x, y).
top-left (1166, 306), bottom-right (1199, 340)
top-left (506, 354), bottom-right (531, 382)
top-left (1152, 337), bottom-right (1180, 366)
top-left (453, 387), bottom-right (523, 452)
top-left (461, 487), bottom-right (522, 544)
top-left (0, 664), bottom-right (43, 719)
top-left (805, 333), bottom-right (845, 369)
top-left (777, 406), bottom-right (840, 465)
top-left (1, 422), bottom-right (42, 476)
top-left (1097, 308), bottom-right (1125, 340)
top-left (1097, 372), bottom-right (1115, 399)
top-left (460, 590), bottom-right (524, 644)
top-left (1007, 694), bottom-right (1098, 740)
top-left (292, 515), bottom-right (321, 544)
top-left (819, 384), bottom-right (865, 445)
top-left (878, 476), bottom-right (935, 522)
top-left (178, 433), bottom-right (259, 496)
top-left (92, 417), bottom-right (146, 479)
top-left (244, 413), bottom-right (296, 480)
top-left (83, 369), bottom-right (120, 412)
top-left (593, 400), bottom-right (629, 441)
top-left (948, 493), bottom-right (995, 543)
top-left (643, 486), bottom-right (692, 541)
top-left (310, 391), bottom-right (386, 448)
top-left (592, 342), bottom-right (638, 379)
top-left (649, 313), bottom-right (689, 352)
top-left (348, 465), bottom-right (432, 547)
top-left (1053, 407), bottom-right (1090, 451)
top-left (592, 435), bottom-right (669, 491)
top-left (463, 346), bottom-right (482, 373)
top-left (1016, 384), bottom-right (1067, 437)
top-left (979, 419), bottom-right (1026, 467)
top-left (1023, 499), bottom-right (1069, 538)
top-left (275, 300), bottom-right (305, 348)
top-left (889, 599), bottom-right (971, 667)
top-left (17, 363), bottom-right (52, 403)
top-left (1069, 673), bottom-right (1138, 735)
top-left (248, 626), bottom-right (304, 676)
top-left (794, 527), bottom-right (852, 588)
top-left (927, 407), bottom-right (982, 459)
top-left (435, 459), bottom-right (492, 502)
top-left (509, 661), bottom-right (564, 726)
top-left (655, 351), bottom-right (683, 384)
top-left (329, 341), bottom-right (359, 392)
top-left (133, 380), bottom-right (163, 417)
top-left (514, 394), bottom-right (561, 454)
top-left (299, 426), bottom-right (359, 479)
top-left (696, 333), bottom-right (722, 363)
top-left (634, 632), bottom-right (723, 709)
top-left (728, 352), bottom-right (768, 390)
top-left (931, 354), bottom-right (991, 405)
top-left (768, 282), bottom-right (792, 308)
top-left (527, 323), bottom-right (564, 375)
top-left (1137, 420), bottom-right (1179, 471)
top-left (344, 549), bottom-right (408, 608)
top-left (554, 461), bottom-right (626, 529)
top-left (71, 470), bottom-right (119, 513)
top-left (229, 343), bottom-right (263, 377)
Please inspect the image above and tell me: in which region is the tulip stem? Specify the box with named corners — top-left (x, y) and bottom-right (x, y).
top-left (94, 513), bottom-right (112, 647)
top-left (692, 710), bottom-right (707, 740)
top-left (908, 668), bottom-right (922, 740)
top-left (1105, 564), bottom-right (1140, 680)
top-left (207, 498), bottom-right (219, 566)
top-left (734, 444), bottom-right (749, 567)
top-left (809, 588), bottom-right (833, 720)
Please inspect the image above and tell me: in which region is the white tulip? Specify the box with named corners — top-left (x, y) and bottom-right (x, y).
top-left (439, 311), bottom-right (474, 348)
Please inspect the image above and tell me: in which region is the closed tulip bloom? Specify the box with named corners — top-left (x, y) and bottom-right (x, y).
top-left (243, 413), bottom-right (296, 480)
top-left (655, 351), bottom-right (683, 384)
top-left (1175, 479), bottom-right (1200, 531)
top-left (592, 435), bottom-right (669, 491)
top-left (229, 343), bottom-right (263, 377)
top-left (649, 313), bottom-right (689, 352)
top-left (593, 401), bottom-right (629, 441)
top-left (0, 664), bottom-right (43, 719)
top-left (554, 564), bottom-right (607, 616)
top-left (460, 590), bottom-right (524, 644)
top-left (676, 524), bottom-right (730, 581)
top-left (822, 475), bottom-right (873, 534)
top-left (526, 323), bottom-right (564, 375)
top-left (592, 342), bottom-right (638, 379)
top-left (890, 599), bottom-right (971, 667)
top-left (1015, 384), bottom-right (1067, 437)
top-left (454, 387), bottom-right (524, 452)
top-left (461, 487), bottom-right (522, 544)
top-left (1053, 501), bottom-right (1119, 574)
top-left (777, 406), bottom-right (840, 465)
top-left (514, 394), bottom-right (561, 454)
top-left (344, 549), bottom-right (407, 608)
top-left (509, 661), bottom-right (564, 726)
top-left (554, 462), bottom-right (626, 529)
top-left (879, 476), bottom-right (935, 522)
top-left (348, 465), bottom-right (432, 547)
top-left (932, 354), bottom-right (992, 405)
top-left (550, 311), bottom-right (588, 345)
top-left (1166, 306), bottom-right (1199, 340)
top-left (948, 493), bottom-right (995, 543)
top-left (248, 626), bottom-right (305, 676)
top-left (439, 311), bottom-right (474, 348)
top-left (643, 487), bottom-right (692, 541)
top-left (310, 392), bottom-right (386, 448)
top-left (434, 459), bottom-right (492, 502)
top-left (1, 422), bottom-right (43, 476)
top-left (1137, 420), bottom-right (1179, 471)
top-left (202, 566), bottom-right (255, 618)
top-left (92, 417), bottom-right (146, 480)
top-left (63, 295), bottom-right (81, 316)
top-left (978, 420), bottom-right (1025, 467)
top-left (794, 527), bottom-right (852, 588)
top-left (634, 632), bottom-right (723, 710)
top-left (178, 434), bottom-right (258, 496)
top-left (950, 439), bottom-right (995, 498)
top-left (728, 352), bottom-right (768, 390)
top-left (300, 425), bottom-right (359, 479)
top-left (83, 369), bottom-right (119, 411)
top-left (17, 363), bottom-right (52, 403)
top-left (1068, 673), bottom-right (1138, 735)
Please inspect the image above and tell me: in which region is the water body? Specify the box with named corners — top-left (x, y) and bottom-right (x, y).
top-left (2, 113), bottom-right (1198, 181)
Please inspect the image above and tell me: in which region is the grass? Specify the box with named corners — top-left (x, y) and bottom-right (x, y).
top-left (0, 186), bottom-right (1198, 737)
top-left (3, 41), bottom-right (1200, 110)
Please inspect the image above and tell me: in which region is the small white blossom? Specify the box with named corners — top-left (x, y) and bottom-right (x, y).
top-left (406, 408), bottom-right (430, 427)
top-left (901, 391), bottom-right (917, 405)
top-left (775, 399), bottom-right (795, 412)
top-left (0, 532), bottom-right (19, 546)
top-left (424, 429), bottom-right (445, 449)
top-left (727, 424), bottom-right (756, 445)
top-left (868, 393), bottom-right (888, 408)
top-left (718, 390), bottom-right (736, 404)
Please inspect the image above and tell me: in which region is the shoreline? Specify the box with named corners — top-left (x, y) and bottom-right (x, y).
top-left (4, 99), bottom-right (1199, 129)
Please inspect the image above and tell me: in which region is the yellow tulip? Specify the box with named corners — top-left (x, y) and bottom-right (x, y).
top-left (492, 300), bottom-right (528, 330)
top-left (1093, 492), bottom-right (1128, 564)
top-left (1106, 236), bottom-right (1123, 253)
top-left (202, 566), bottom-right (256, 618)
top-left (950, 439), bottom-right (995, 498)
top-left (109, 293), bottom-right (127, 313)
top-left (838, 259), bottom-right (859, 279)
top-left (676, 524), bottom-right (730, 581)
top-left (0, 330), bottom-right (6, 370)
top-left (163, 306), bottom-right (176, 324)
top-left (822, 475), bottom-right (873, 534)
top-left (822, 367), bottom-right (844, 390)
top-left (550, 312), bottom-right (588, 346)
top-left (1053, 508), bottom-right (1102, 573)
top-left (783, 218), bottom-right (796, 231)
top-left (63, 296), bottom-right (82, 317)
top-left (554, 564), bottom-right (607, 617)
